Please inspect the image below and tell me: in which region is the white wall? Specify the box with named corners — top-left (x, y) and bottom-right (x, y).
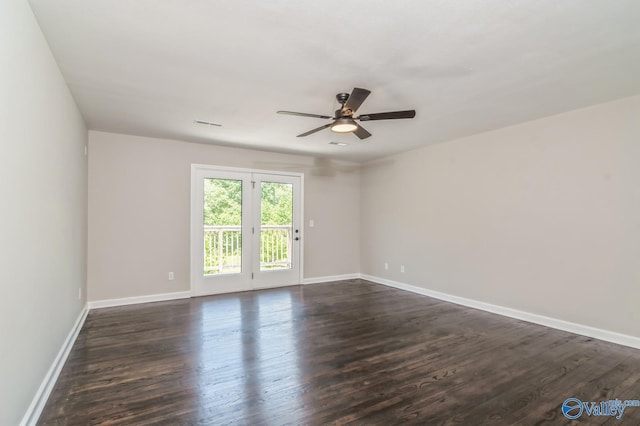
top-left (361, 95), bottom-right (640, 338)
top-left (87, 131), bottom-right (360, 301)
top-left (0, 1), bottom-right (88, 424)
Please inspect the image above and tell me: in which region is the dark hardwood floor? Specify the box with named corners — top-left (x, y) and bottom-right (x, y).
top-left (39, 280), bottom-right (640, 425)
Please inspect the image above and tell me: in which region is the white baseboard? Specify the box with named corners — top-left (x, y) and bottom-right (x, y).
top-left (20, 304), bottom-right (88, 426)
top-left (302, 273), bottom-right (361, 285)
top-left (88, 291), bottom-right (192, 309)
top-left (361, 274), bottom-right (640, 350)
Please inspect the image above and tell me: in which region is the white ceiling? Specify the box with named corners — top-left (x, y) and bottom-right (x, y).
top-left (29, 0), bottom-right (640, 162)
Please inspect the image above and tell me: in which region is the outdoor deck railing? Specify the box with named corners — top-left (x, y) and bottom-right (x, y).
top-left (203, 225), bottom-right (292, 274)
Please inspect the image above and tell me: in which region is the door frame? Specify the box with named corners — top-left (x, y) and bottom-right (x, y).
top-left (190, 164), bottom-right (304, 296)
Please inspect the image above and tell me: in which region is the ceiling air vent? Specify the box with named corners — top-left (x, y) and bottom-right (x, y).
top-left (194, 120), bottom-right (222, 127)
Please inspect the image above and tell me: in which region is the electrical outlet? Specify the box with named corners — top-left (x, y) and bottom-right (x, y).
top-left (168, 272), bottom-right (174, 281)
top-left (309, 219), bottom-right (315, 228)
top-left (78, 287), bottom-right (82, 300)
top-left (400, 265), bottom-right (405, 273)
top-left (384, 262), bottom-right (389, 270)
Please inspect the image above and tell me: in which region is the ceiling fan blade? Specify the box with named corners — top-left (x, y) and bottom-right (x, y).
top-left (278, 111), bottom-right (332, 119)
top-left (353, 124), bottom-right (372, 139)
top-left (357, 110), bottom-right (416, 121)
top-left (343, 88), bottom-right (371, 114)
top-left (297, 123), bottom-right (332, 137)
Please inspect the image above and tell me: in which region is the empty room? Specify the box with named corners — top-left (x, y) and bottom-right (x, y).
top-left (3, 0), bottom-right (640, 424)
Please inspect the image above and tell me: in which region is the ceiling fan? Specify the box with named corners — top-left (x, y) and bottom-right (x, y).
top-left (277, 88), bottom-right (416, 139)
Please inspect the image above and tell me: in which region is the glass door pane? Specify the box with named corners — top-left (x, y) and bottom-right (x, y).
top-left (203, 178), bottom-right (243, 275)
top-left (260, 181), bottom-right (293, 271)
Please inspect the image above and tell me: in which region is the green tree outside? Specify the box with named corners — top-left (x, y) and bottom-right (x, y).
top-left (203, 179), bottom-right (292, 225)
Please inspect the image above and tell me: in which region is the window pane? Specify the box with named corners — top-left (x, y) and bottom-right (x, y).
top-left (203, 178), bottom-right (242, 275)
top-left (260, 182), bottom-right (293, 271)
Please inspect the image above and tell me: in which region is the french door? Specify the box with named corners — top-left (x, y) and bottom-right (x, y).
top-left (191, 165), bottom-right (302, 296)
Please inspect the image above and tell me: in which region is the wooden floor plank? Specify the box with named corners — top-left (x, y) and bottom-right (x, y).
top-left (38, 280), bottom-right (640, 425)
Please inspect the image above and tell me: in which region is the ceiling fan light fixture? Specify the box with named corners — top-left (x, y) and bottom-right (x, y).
top-left (331, 118), bottom-right (358, 133)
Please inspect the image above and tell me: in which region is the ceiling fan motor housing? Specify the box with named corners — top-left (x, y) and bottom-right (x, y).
top-left (336, 93), bottom-right (353, 115)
